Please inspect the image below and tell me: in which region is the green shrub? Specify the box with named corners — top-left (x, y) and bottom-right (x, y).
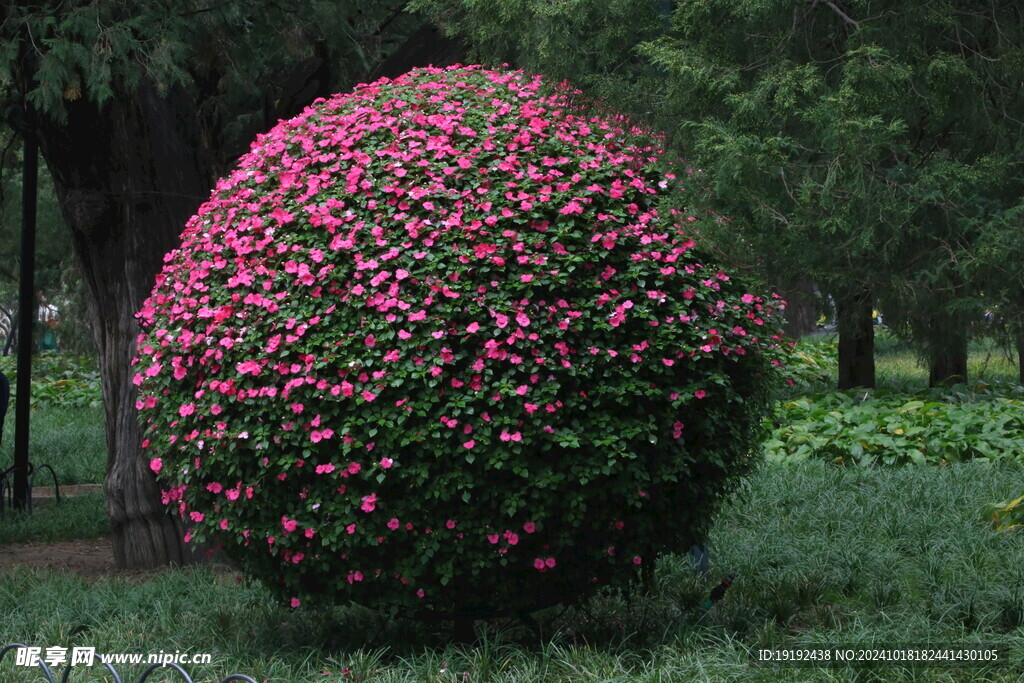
top-left (134, 65), bottom-right (785, 618)
top-left (0, 352), bottom-right (101, 408)
top-left (765, 384), bottom-right (1024, 466)
top-left (777, 337), bottom-right (838, 388)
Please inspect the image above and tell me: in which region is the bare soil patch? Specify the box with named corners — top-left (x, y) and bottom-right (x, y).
top-left (0, 537), bottom-right (117, 577)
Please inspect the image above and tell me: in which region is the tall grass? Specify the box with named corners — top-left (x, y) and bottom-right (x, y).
top-left (0, 405), bottom-right (105, 486)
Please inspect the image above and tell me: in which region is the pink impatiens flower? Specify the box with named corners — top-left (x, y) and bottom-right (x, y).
top-left (149, 458), bottom-right (163, 474)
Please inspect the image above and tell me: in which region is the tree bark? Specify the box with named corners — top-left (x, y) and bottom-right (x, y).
top-left (36, 86), bottom-right (213, 568)
top-left (836, 290), bottom-right (875, 390)
top-left (779, 281), bottom-right (819, 341)
top-left (1017, 329), bottom-right (1024, 387)
top-left (927, 325), bottom-right (968, 387)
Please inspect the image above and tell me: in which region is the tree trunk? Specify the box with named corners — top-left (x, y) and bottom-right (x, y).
top-left (928, 326), bottom-right (968, 387)
top-left (779, 281), bottom-right (819, 341)
top-left (837, 291), bottom-right (875, 390)
top-left (36, 86), bottom-right (214, 568)
top-left (1017, 330), bottom-right (1024, 387)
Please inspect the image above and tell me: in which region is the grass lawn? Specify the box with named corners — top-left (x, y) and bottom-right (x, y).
top-left (0, 405), bottom-right (106, 486)
top-left (2, 462), bottom-right (1022, 681)
top-left (1, 344), bottom-right (1022, 680)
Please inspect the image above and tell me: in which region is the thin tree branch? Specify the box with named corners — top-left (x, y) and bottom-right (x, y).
top-left (823, 1), bottom-right (860, 29)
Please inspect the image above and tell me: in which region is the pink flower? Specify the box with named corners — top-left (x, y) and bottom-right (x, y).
top-left (387, 518), bottom-right (400, 530)
top-left (694, 389), bottom-right (706, 399)
top-left (545, 557), bottom-right (556, 568)
top-left (149, 458), bottom-right (163, 474)
top-left (463, 439), bottom-right (475, 449)
top-left (282, 517), bottom-right (298, 533)
top-left (290, 597), bottom-right (301, 608)
top-left (466, 321), bottom-right (480, 333)
top-left (523, 522), bottom-right (536, 533)
top-left (633, 556), bottom-right (642, 565)
top-left (361, 493), bottom-right (377, 513)
top-left (533, 558), bottom-right (546, 570)
top-left (380, 457), bottom-right (393, 469)
top-left (446, 519), bottom-right (457, 529)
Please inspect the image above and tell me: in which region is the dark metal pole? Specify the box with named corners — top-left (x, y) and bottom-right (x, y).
top-left (12, 119), bottom-right (37, 511)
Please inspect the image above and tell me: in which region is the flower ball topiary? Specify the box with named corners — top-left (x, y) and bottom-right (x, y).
top-left (134, 65), bottom-right (785, 618)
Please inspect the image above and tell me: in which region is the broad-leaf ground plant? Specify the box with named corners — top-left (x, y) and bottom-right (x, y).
top-left (134, 65), bottom-right (785, 618)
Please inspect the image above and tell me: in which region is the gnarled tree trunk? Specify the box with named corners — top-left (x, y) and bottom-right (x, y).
top-left (837, 290), bottom-right (875, 390)
top-left (36, 86), bottom-right (213, 568)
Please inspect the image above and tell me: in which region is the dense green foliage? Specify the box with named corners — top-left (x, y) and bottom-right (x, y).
top-left (777, 337), bottom-right (839, 388)
top-left (0, 352), bottom-right (101, 408)
top-left (0, 1), bottom-right (416, 122)
top-left (414, 0), bottom-right (1024, 381)
top-left (766, 386), bottom-right (1024, 466)
top-left (134, 65), bottom-right (785, 617)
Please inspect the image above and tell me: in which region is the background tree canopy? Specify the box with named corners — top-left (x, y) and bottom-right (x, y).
top-left (412, 0), bottom-right (1024, 387)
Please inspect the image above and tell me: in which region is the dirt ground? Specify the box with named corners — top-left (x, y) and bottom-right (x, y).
top-left (0, 537), bottom-right (118, 577)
